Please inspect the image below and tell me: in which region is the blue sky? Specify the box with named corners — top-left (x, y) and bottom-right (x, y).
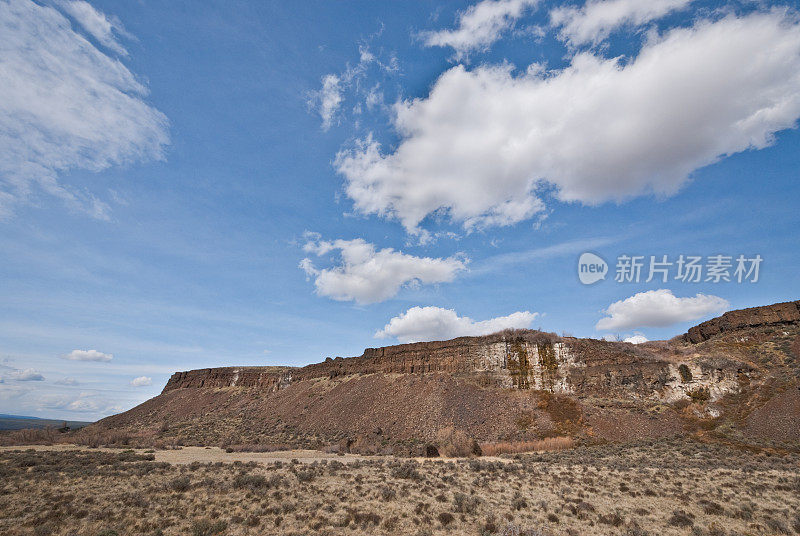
top-left (1, 0), bottom-right (799, 420)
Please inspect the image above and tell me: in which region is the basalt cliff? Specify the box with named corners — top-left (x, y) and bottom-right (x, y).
top-left (87, 301), bottom-right (800, 453)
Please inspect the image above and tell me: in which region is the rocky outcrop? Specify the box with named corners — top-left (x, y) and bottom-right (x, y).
top-left (161, 331), bottom-right (753, 403)
top-left (162, 366), bottom-right (294, 393)
top-left (686, 300), bottom-right (800, 343)
top-left (92, 301), bottom-right (800, 450)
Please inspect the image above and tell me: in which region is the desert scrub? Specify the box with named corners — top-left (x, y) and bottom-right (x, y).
top-left (453, 491), bottom-right (480, 513)
top-left (667, 509), bottom-right (694, 527)
top-left (190, 520), bottom-right (226, 536)
top-left (1, 440), bottom-right (798, 536)
top-left (391, 461), bottom-right (422, 480)
top-left (168, 475), bottom-right (191, 492)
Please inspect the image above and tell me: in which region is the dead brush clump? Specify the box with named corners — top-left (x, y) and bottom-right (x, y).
top-left (232, 473), bottom-right (283, 490)
top-left (480, 436), bottom-right (575, 456)
top-left (436, 426), bottom-right (482, 457)
top-left (341, 508), bottom-right (381, 528)
top-left (497, 523), bottom-right (554, 536)
top-left (390, 461), bottom-right (422, 480)
top-left (499, 329), bottom-right (562, 347)
top-left (73, 429), bottom-right (131, 448)
top-left (190, 519), bottom-right (226, 536)
top-left (0, 428), bottom-right (60, 446)
top-left (453, 492), bottom-right (480, 514)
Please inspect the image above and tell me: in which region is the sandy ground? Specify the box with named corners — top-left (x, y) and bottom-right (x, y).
top-left (0, 444), bottom-right (371, 464)
top-left (0, 444), bottom-right (519, 465)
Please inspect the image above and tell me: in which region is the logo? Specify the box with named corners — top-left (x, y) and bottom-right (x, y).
top-left (578, 252), bottom-right (608, 285)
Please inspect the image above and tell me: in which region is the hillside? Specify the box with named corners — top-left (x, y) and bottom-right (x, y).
top-left (82, 300), bottom-right (800, 454)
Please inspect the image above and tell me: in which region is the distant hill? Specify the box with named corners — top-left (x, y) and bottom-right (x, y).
top-left (0, 415), bottom-right (92, 431)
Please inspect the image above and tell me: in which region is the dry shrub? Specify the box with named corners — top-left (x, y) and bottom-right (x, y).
top-left (480, 436), bottom-right (575, 456)
top-left (0, 428), bottom-right (59, 446)
top-left (436, 426), bottom-right (481, 457)
top-left (500, 329), bottom-right (562, 346)
top-left (73, 429), bottom-right (130, 448)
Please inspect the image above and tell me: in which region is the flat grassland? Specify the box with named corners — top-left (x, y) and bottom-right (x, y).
top-left (0, 439), bottom-right (798, 536)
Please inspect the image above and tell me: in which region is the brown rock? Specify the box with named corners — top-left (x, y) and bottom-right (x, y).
top-left (686, 300), bottom-right (800, 343)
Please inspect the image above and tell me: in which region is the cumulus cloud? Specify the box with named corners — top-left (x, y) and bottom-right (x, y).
top-left (376, 306), bottom-right (539, 343)
top-left (550, 0), bottom-right (692, 46)
top-left (1, 367), bottom-right (45, 381)
top-left (623, 333), bottom-right (649, 344)
top-left (0, 0), bottom-right (169, 219)
top-left (63, 349), bottom-right (113, 362)
top-left (337, 12), bottom-right (800, 235)
top-left (57, 0), bottom-right (129, 55)
top-left (300, 237), bottom-right (467, 304)
top-left (130, 376), bottom-right (152, 387)
top-left (596, 289), bottom-right (728, 331)
top-left (422, 0), bottom-right (538, 59)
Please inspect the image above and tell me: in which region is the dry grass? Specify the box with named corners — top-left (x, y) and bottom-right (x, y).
top-left (479, 436), bottom-right (575, 456)
top-left (1, 438), bottom-right (798, 536)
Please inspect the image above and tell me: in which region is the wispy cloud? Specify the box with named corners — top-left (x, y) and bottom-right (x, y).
top-left (421, 0), bottom-right (539, 60)
top-left (56, 0), bottom-right (130, 56)
top-left (551, 0), bottom-right (692, 47)
top-left (307, 40), bottom-right (399, 130)
top-left (470, 236), bottom-right (617, 276)
top-left (0, 0), bottom-right (169, 219)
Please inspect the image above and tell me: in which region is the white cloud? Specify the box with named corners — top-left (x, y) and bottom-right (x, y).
top-left (309, 74), bottom-right (343, 130)
top-left (337, 12), bottom-right (800, 235)
top-left (63, 349), bottom-right (113, 362)
top-left (623, 333), bottom-right (649, 344)
top-left (57, 0), bottom-right (129, 56)
top-left (0, 0), bottom-right (169, 219)
top-left (2, 367), bottom-right (45, 381)
top-left (596, 289), bottom-right (728, 331)
top-left (0, 385), bottom-right (30, 400)
top-left (422, 0), bottom-right (539, 60)
top-left (551, 0), bottom-right (692, 46)
top-left (376, 306), bottom-right (539, 343)
top-left (55, 377), bottom-right (78, 386)
top-left (38, 392), bottom-right (108, 413)
top-left (130, 376), bottom-right (152, 387)
top-left (300, 237), bottom-right (467, 304)
top-left (308, 43), bottom-right (398, 130)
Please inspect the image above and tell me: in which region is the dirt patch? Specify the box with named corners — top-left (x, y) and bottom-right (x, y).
top-left (0, 444), bottom-right (367, 465)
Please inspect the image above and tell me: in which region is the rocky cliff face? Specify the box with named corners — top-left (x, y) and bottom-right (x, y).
top-left (162, 366), bottom-right (295, 392)
top-left (93, 300), bottom-right (800, 449)
top-left (686, 300), bottom-right (800, 343)
top-left (162, 324), bottom-right (765, 404)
